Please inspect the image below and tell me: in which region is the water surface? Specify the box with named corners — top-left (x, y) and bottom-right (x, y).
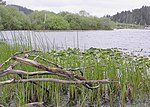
top-left (1, 29), bottom-right (150, 55)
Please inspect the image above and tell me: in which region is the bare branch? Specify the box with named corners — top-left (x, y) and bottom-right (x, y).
top-left (13, 50), bottom-right (42, 56)
top-left (6, 61), bottom-right (19, 70)
top-left (29, 54), bottom-right (63, 69)
top-left (0, 104), bottom-right (5, 107)
top-left (0, 79), bottom-right (14, 86)
top-left (67, 65), bottom-right (94, 71)
top-left (0, 50), bottom-right (115, 90)
top-left (12, 56), bottom-right (87, 81)
top-left (24, 102), bottom-right (44, 107)
top-left (0, 78), bottom-right (114, 86)
top-left (0, 57), bottom-right (12, 69)
top-left (0, 70), bottom-right (69, 78)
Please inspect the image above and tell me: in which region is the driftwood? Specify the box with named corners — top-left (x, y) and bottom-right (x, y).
top-left (12, 56), bottom-right (87, 81)
top-left (0, 104), bottom-right (5, 107)
top-left (0, 50), bottom-right (116, 89)
top-left (0, 78), bottom-right (110, 86)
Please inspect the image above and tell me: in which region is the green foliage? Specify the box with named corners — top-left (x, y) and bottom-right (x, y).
top-left (113, 22), bottom-right (144, 29)
top-left (45, 15), bottom-right (70, 30)
top-left (99, 17), bottom-right (114, 30)
top-left (1, 5), bottom-right (147, 30)
top-left (64, 13), bottom-right (82, 30)
top-left (0, 5), bottom-right (31, 30)
top-left (0, 31), bottom-right (149, 106)
top-left (110, 6), bottom-right (150, 25)
top-left (1, 43), bottom-right (150, 106)
top-left (63, 13), bottom-right (114, 30)
top-left (0, 5), bottom-right (115, 30)
top-left (0, 16), bottom-right (4, 30)
top-left (29, 11), bottom-right (50, 30)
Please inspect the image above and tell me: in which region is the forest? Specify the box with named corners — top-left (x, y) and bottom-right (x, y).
top-left (109, 6), bottom-right (150, 25)
top-left (0, 0), bottom-right (146, 31)
top-left (0, 3), bottom-right (114, 30)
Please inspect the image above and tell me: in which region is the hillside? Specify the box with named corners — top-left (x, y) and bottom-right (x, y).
top-left (109, 6), bottom-right (150, 25)
top-left (7, 4), bottom-right (33, 14)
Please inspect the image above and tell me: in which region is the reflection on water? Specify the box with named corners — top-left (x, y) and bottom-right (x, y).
top-left (0, 29), bottom-right (150, 56)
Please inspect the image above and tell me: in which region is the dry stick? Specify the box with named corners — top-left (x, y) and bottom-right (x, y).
top-left (0, 104), bottom-right (5, 107)
top-left (0, 78), bottom-right (112, 86)
top-left (12, 56), bottom-right (95, 88)
top-left (0, 70), bottom-right (69, 78)
top-left (67, 65), bottom-right (94, 76)
top-left (67, 65), bottom-right (94, 71)
top-left (12, 56), bottom-right (86, 80)
top-left (0, 57), bottom-right (12, 69)
top-left (0, 53), bottom-right (50, 93)
top-left (29, 54), bottom-right (94, 76)
top-left (29, 54), bottom-right (63, 69)
top-left (13, 50), bottom-right (42, 56)
top-left (0, 50), bottom-right (41, 69)
top-left (0, 70), bottom-right (99, 88)
top-left (0, 67), bottom-right (94, 77)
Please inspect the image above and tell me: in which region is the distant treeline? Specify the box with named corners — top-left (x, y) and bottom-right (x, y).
top-left (109, 6), bottom-right (150, 25)
top-left (0, 5), bottom-right (114, 30)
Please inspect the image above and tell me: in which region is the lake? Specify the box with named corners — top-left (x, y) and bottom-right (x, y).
top-left (1, 29), bottom-right (150, 56)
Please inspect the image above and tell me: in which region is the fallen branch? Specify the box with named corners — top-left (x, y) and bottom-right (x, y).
top-left (0, 104), bottom-right (5, 107)
top-left (0, 57), bottom-right (12, 69)
top-left (12, 56), bottom-right (87, 81)
top-left (67, 65), bottom-right (94, 71)
top-left (29, 54), bottom-right (63, 69)
top-left (0, 50), bottom-right (41, 69)
top-left (13, 50), bottom-right (41, 56)
top-left (0, 54), bottom-right (51, 93)
top-left (0, 50), bottom-right (115, 89)
top-left (24, 102), bottom-right (44, 107)
top-left (0, 78), bottom-right (113, 86)
top-left (0, 70), bottom-right (69, 78)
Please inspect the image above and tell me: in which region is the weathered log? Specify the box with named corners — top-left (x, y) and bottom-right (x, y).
top-left (0, 78), bottom-right (111, 86)
top-left (12, 56), bottom-right (87, 81)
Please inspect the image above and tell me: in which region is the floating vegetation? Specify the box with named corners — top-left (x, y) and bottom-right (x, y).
top-left (0, 44), bottom-right (150, 106)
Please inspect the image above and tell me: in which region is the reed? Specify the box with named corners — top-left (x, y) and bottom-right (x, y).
top-left (0, 32), bottom-right (150, 106)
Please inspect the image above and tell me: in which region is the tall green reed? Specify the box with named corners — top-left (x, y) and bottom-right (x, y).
top-left (0, 31), bottom-right (150, 106)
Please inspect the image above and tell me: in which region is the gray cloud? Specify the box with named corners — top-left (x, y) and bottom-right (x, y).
top-left (5, 0), bottom-right (150, 17)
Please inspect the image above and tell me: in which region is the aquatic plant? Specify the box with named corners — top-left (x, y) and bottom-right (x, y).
top-left (0, 31), bottom-right (150, 106)
top-left (0, 45), bottom-right (150, 106)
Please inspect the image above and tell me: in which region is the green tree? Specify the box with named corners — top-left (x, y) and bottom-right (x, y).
top-left (0, 16), bottom-right (4, 30)
top-left (0, 5), bottom-right (31, 30)
top-left (79, 10), bottom-right (90, 17)
top-left (79, 16), bottom-right (98, 30)
top-left (99, 17), bottom-right (114, 30)
top-left (45, 15), bottom-right (70, 30)
top-left (64, 14), bottom-right (82, 30)
top-left (29, 11), bottom-right (56, 30)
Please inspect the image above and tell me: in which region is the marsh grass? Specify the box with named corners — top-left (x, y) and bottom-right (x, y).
top-left (0, 31), bottom-right (150, 106)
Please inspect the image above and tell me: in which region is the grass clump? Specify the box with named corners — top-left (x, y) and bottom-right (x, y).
top-left (0, 42), bottom-right (150, 106)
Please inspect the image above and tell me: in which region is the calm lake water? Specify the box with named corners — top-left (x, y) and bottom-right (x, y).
top-left (1, 29), bottom-right (150, 55)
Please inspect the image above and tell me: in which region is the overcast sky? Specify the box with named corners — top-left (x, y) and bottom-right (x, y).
top-left (5, 0), bottom-right (150, 17)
